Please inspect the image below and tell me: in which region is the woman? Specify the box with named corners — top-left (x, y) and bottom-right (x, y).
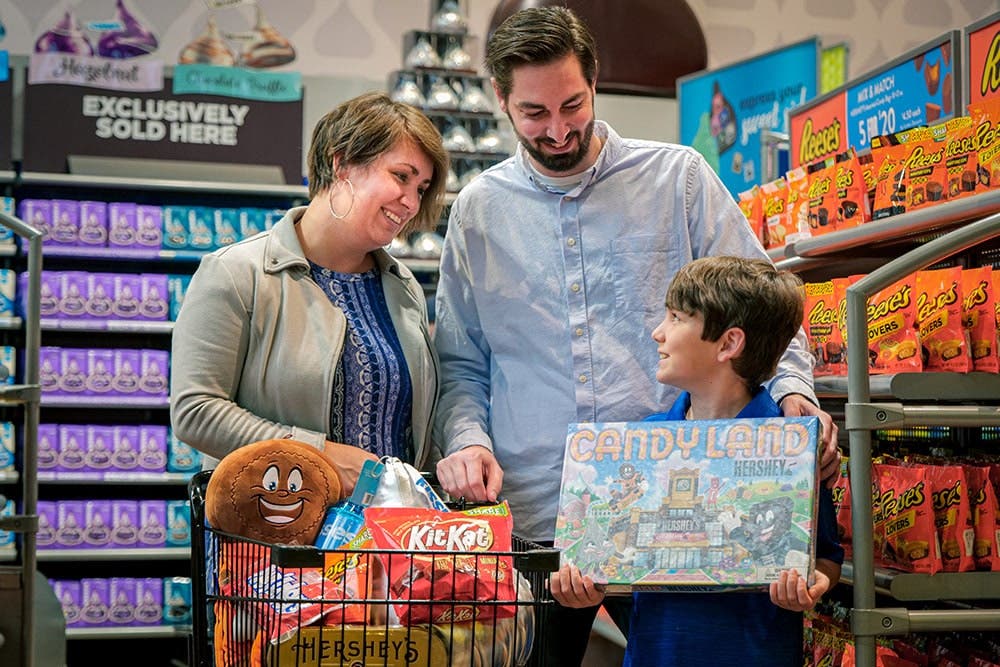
top-left (170, 92), bottom-right (448, 493)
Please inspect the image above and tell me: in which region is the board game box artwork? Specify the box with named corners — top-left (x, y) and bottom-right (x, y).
top-left (554, 417), bottom-right (821, 589)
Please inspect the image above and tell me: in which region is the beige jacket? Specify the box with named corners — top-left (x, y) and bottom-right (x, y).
top-left (169, 206), bottom-right (439, 469)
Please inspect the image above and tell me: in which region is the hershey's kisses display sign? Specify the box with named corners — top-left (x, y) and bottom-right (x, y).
top-left (22, 76), bottom-right (303, 185)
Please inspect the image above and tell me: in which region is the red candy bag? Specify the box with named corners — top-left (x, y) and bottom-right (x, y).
top-left (364, 503), bottom-right (517, 625)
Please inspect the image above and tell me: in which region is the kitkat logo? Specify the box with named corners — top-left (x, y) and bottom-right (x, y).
top-left (981, 31), bottom-right (1000, 99)
top-left (404, 519), bottom-right (493, 551)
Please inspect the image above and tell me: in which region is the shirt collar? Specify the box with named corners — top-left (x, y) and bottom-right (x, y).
top-left (666, 386), bottom-right (775, 420)
top-left (265, 205), bottom-right (409, 282)
top-left (515, 120), bottom-right (620, 197)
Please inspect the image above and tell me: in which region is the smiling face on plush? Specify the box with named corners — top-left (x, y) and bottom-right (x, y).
top-left (205, 439), bottom-right (343, 545)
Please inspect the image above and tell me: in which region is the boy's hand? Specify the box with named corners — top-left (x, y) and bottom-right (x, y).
top-left (769, 568), bottom-right (830, 612)
top-left (435, 445), bottom-right (504, 503)
top-left (779, 394), bottom-right (841, 487)
top-left (550, 564), bottom-right (606, 608)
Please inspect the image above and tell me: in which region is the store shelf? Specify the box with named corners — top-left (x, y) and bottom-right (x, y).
top-left (42, 243), bottom-right (443, 274)
top-left (38, 547), bottom-right (190, 561)
top-left (66, 625), bottom-right (190, 640)
top-left (0, 383), bottom-right (41, 405)
top-left (841, 562), bottom-right (1000, 602)
top-left (0, 315), bottom-right (22, 330)
top-left (0, 244), bottom-right (15, 257)
top-left (0, 471), bottom-right (17, 484)
top-left (40, 395), bottom-right (169, 408)
top-left (771, 189), bottom-right (1000, 269)
top-left (42, 245), bottom-right (208, 262)
top-left (38, 472), bottom-right (192, 485)
top-left (40, 319), bottom-right (174, 334)
top-left (19, 171), bottom-right (309, 199)
top-left (815, 372), bottom-right (1000, 401)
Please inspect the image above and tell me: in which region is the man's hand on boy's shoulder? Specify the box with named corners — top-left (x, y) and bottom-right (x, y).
top-left (779, 394), bottom-right (841, 487)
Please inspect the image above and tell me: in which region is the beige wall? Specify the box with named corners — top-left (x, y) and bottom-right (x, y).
top-left (5, 1), bottom-right (998, 152)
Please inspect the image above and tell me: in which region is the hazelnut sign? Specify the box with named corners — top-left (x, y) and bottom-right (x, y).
top-left (790, 31), bottom-right (961, 167)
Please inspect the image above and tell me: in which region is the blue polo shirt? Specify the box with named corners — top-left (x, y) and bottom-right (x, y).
top-left (624, 388), bottom-right (844, 667)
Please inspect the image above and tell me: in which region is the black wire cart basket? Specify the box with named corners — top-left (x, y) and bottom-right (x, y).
top-left (189, 470), bottom-right (559, 667)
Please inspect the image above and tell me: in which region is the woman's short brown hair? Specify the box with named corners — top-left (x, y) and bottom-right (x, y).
top-left (307, 92), bottom-right (448, 233)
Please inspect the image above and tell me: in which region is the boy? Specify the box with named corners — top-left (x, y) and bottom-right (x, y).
top-left (550, 256), bottom-right (844, 666)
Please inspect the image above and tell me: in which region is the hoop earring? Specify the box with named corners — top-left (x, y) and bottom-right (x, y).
top-left (327, 178), bottom-right (355, 220)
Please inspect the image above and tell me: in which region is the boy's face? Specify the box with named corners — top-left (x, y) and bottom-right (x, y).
top-left (651, 307), bottom-right (721, 389)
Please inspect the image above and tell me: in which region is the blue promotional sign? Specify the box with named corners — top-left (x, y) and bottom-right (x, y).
top-left (0, 52), bottom-right (7, 83)
top-left (173, 64), bottom-right (302, 102)
top-left (678, 38), bottom-right (819, 196)
top-left (845, 33), bottom-right (959, 150)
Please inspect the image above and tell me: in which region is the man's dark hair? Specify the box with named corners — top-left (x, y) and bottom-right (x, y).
top-left (485, 6), bottom-right (598, 100)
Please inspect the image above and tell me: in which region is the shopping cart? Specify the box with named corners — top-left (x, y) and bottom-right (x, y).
top-left (189, 470), bottom-right (559, 667)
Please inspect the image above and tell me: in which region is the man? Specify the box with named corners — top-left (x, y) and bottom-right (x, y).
top-left (432, 7), bottom-right (839, 665)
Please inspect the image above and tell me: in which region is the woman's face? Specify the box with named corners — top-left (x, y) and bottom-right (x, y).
top-left (338, 139), bottom-right (434, 248)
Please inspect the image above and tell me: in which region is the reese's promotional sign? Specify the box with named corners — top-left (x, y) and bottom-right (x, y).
top-left (967, 11), bottom-right (1000, 106)
top-left (23, 78), bottom-right (303, 184)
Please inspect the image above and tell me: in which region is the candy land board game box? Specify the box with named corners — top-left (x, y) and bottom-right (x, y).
top-left (553, 417), bottom-right (821, 591)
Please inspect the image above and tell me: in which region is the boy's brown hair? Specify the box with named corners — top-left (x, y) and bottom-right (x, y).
top-left (666, 256), bottom-right (804, 388)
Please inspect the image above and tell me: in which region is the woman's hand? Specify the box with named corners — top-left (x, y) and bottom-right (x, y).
top-left (322, 441), bottom-right (379, 497)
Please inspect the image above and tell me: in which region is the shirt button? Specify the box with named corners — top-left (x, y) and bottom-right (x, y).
top-left (567, 238), bottom-right (576, 247)
top-left (579, 374), bottom-right (588, 384)
top-left (571, 283), bottom-right (581, 292)
top-left (575, 328), bottom-right (584, 337)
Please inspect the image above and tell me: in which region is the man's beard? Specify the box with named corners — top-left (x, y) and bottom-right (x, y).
top-left (514, 118), bottom-right (596, 173)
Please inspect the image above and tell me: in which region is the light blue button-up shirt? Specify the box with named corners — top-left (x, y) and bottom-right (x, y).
top-left (433, 122), bottom-right (816, 541)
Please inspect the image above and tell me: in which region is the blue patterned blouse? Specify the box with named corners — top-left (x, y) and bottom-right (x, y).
top-left (309, 263), bottom-right (413, 460)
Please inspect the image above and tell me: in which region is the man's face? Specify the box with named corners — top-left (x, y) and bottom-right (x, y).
top-left (496, 54), bottom-right (599, 176)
